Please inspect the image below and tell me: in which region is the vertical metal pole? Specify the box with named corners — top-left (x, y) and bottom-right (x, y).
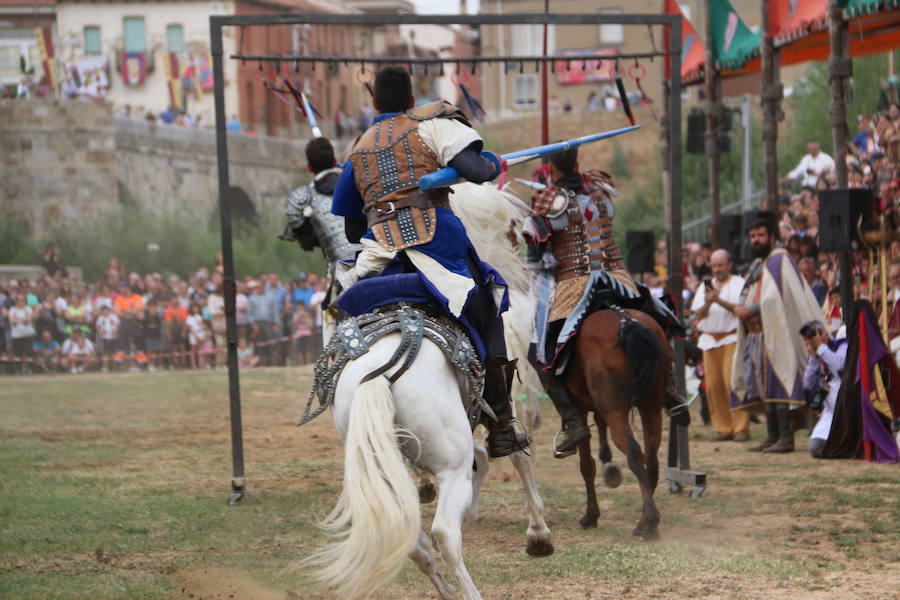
top-left (828, 1), bottom-right (853, 319)
top-left (704, 27), bottom-right (721, 248)
top-left (741, 94), bottom-right (753, 210)
top-left (211, 18), bottom-right (246, 506)
top-left (761, 0), bottom-right (783, 214)
top-left (669, 16), bottom-right (684, 398)
top-left (540, 0), bottom-right (550, 145)
top-left (669, 16), bottom-right (688, 468)
top-left (495, 0), bottom-right (506, 120)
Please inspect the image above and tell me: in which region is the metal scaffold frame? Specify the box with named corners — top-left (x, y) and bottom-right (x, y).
top-left (208, 11), bottom-right (699, 505)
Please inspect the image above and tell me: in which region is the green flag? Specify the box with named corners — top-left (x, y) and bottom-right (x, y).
top-left (708, 0), bottom-right (761, 70)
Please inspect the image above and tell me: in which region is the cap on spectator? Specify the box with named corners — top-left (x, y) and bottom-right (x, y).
top-left (297, 272), bottom-right (308, 282)
top-left (247, 280), bottom-right (259, 289)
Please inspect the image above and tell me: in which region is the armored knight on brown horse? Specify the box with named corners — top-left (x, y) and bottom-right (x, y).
top-left (522, 147), bottom-right (689, 459)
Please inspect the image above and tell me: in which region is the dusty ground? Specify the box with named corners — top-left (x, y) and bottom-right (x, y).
top-left (3, 367), bottom-right (899, 600)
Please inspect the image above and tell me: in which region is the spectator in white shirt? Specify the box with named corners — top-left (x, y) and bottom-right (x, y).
top-left (9, 294), bottom-right (37, 373)
top-left (781, 141), bottom-right (836, 188)
top-left (61, 329), bottom-right (96, 373)
top-left (95, 305), bottom-right (120, 372)
top-left (690, 250), bottom-right (750, 442)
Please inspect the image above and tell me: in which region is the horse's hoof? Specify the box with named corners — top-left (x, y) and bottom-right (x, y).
top-left (526, 538), bottom-right (554, 557)
top-left (579, 515), bottom-right (599, 529)
top-left (602, 463), bottom-right (622, 488)
top-left (633, 524), bottom-right (660, 540)
top-left (418, 482), bottom-right (437, 504)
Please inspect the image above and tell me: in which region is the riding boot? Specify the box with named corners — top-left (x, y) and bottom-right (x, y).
top-left (483, 358), bottom-right (532, 458)
top-left (664, 373), bottom-right (691, 427)
top-left (763, 403), bottom-right (795, 453)
top-left (544, 377), bottom-right (590, 459)
top-left (748, 403), bottom-right (780, 452)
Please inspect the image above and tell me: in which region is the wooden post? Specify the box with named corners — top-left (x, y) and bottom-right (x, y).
top-left (828, 1), bottom-right (853, 319)
top-left (705, 15), bottom-right (721, 247)
top-left (761, 0), bottom-right (784, 213)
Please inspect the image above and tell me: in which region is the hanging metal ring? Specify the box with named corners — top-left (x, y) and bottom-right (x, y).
top-left (356, 66), bottom-right (372, 84)
top-left (628, 62), bottom-right (646, 81)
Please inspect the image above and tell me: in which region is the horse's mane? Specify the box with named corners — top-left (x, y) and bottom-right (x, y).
top-left (450, 182), bottom-right (541, 401)
top-left (449, 182), bottom-right (530, 293)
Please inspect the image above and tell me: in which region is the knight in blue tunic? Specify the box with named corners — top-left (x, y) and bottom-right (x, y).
top-left (331, 66), bottom-right (529, 458)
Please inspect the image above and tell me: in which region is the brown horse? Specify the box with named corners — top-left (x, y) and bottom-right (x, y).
top-left (562, 307), bottom-right (668, 540)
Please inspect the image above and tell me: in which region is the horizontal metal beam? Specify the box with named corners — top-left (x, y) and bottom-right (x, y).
top-left (212, 13), bottom-right (680, 28)
top-left (231, 50), bottom-right (674, 64)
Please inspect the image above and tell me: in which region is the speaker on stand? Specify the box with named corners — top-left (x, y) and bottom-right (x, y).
top-left (626, 230), bottom-right (656, 275)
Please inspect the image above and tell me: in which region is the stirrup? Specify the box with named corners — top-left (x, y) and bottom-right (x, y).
top-left (552, 430), bottom-right (579, 459)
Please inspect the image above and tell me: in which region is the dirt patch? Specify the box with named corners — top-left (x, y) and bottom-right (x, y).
top-left (176, 567), bottom-right (293, 600)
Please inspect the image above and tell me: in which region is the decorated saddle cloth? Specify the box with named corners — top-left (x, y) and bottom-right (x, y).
top-left (532, 268), bottom-right (680, 374)
top-left (299, 303), bottom-right (492, 430)
top-left (335, 245), bottom-right (508, 361)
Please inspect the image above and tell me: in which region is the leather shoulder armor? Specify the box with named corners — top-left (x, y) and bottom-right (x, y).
top-left (406, 100), bottom-right (472, 127)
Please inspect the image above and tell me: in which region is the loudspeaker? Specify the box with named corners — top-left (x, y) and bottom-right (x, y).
top-left (719, 214), bottom-right (744, 262)
top-left (818, 188), bottom-right (874, 252)
top-left (626, 230), bottom-right (655, 274)
top-left (686, 109), bottom-right (705, 155)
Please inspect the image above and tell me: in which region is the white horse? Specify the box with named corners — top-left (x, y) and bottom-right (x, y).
top-left (304, 183), bottom-right (551, 600)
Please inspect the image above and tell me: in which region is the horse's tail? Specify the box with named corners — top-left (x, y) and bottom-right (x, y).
top-left (619, 318), bottom-right (663, 406)
top-left (306, 376), bottom-right (420, 599)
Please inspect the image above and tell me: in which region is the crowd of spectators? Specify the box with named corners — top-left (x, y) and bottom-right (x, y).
top-left (666, 103), bottom-right (900, 338)
top-left (641, 102), bottom-right (900, 453)
top-left (0, 250), bottom-right (327, 375)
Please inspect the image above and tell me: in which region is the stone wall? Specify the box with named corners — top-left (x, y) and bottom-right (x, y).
top-left (0, 100), bottom-right (119, 236)
top-left (478, 105), bottom-right (660, 184)
top-left (1, 99), bottom-right (658, 241)
top-left (0, 99), bottom-right (312, 238)
top-left (114, 118), bottom-right (308, 219)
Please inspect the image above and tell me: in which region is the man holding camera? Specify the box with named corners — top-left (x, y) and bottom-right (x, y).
top-left (800, 320), bottom-right (848, 458)
top-left (690, 249), bottom-right (749, 442)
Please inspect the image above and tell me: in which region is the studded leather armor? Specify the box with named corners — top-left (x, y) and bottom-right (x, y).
top-left (531, 170), bottom-right (628, 284)
top-left (350, 101), bottom-right (469, 252)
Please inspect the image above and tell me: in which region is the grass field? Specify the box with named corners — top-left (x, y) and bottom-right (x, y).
top-left (2, 368), bottom-right (899, 600)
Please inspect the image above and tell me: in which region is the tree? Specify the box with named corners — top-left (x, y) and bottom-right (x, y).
top-left (782, 53), bottom-right (891, 175)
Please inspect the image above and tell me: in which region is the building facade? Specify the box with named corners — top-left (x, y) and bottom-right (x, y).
top-left (0, 0), bottom-right (56, 88)
top-left (55, 0), bottom-right (239, 124)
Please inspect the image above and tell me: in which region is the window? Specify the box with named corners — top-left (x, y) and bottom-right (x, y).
top-left (510, 24), bottom-right (554, 56)
top-left (599, 9), bottom-right (623, 44)
top-left (84, 26), bottom-right (101, 54)
top-left (0, 46), bottom-right (19, 72)
top-left (513, 74), bottom-right (538, 109)
top-left (166, 24), bottom-right (184, 52)
top-left (123, 16), bottom-right (146, 53)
